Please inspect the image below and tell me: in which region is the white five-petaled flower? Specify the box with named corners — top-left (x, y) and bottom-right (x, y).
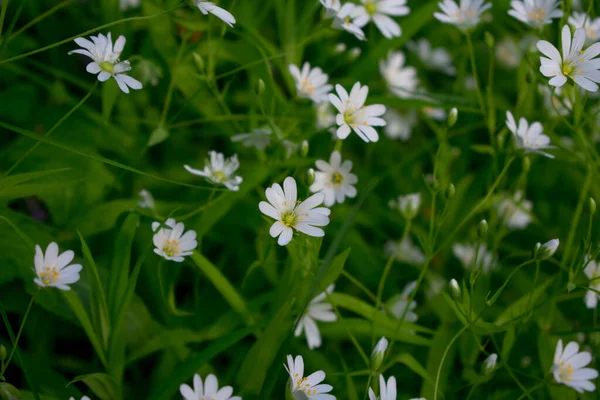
top-left (383, 109), bottom-right (417, 141)
top-left (295, 284), bottom-right (337, 349)
top-left (497, 191), bottom-right (533, 230)
top-left (259, 177), bottom-right (331, 246)
top-left (329, 82), bottom-right (386, 143)
top-left (584, 258), bottom-right (600, 309)
top-left (508, 0), bottom-right (562, 28)
top-left (152, 218), bottom-right (198, 262)
top-left (231, 127), bottom-right (272, 150)
top-left (284, 355), bottom-right (335, 400)
top-left (194, 1), bottom-right (236, 27)
top-left (384, 237), bottom-right (426, 265)
top-left (332, 3), bottom-right (366, 41)
top-left (68, 33), bottom-right (143, 94)
top-left (569, 12), bottom-right (600, 43)
top-left (390, 193), bottom-right (421, 219)
top-left (408, 39), bottom-right (456, 75)
top-left (434, 0), bottom-right (491, 30)
top-left (289, 62), bottom-right (333, 103)
top-left (553, 339), bottom-right (598, 393)
top-left (180, 373), bottom-right (241, 400)
top-left (185, 151), bottom-right (243, 191)
top-left (368, 375), bottom-right (397, 400)
top-left (380, 51), bottom-right (419, 98)
top-left (505, 111), bottom-right (554, 158)
top-left (537, 25), bottom-right (600, 92)
top-left (351, 0), bottom-right (410, 39)
top-left (310, 151), bottom-right (358, 207)
top-left (453, 243), bottom-right (497, 274)
top-left (33, 243), bottom-right (82, 290)
top-left (389, 281), bottom-right (418, 322)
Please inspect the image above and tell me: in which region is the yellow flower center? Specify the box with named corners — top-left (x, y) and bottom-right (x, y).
top-left (365, 0), bottom-right (377, 15)
top-left (40, 266), bottom-right (59, 285)
top-left (558, 362), bottom-right (574, 382)
top-left (528, 7), bottom-right (546, 22)
top-left (343, 109), bottom-right (356, 125)
top-left (162, 239), bottom-right (180, 257)
top-left (300, 79), bottom-right (315, 95)
top-left (281, 211), bottom-right (297, 227)
top-left (331, 172), bottom-right (343, 187)
top-left (100, 61), bottom-right (114, 73)
top-left (562, 62), bottom-right (575, 76)
top-left (213, 170), bottom-right (227, 182)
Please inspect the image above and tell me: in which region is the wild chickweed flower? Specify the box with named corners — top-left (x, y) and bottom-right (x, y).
top-left (136, 58), bottom-right (163, 87)
top-left (483, 353), bottom-right (498, 375)
top-left (68, 33), bottom-right (143, 93)
top-left (537, 25), bottom-right (600, 92)
top-left (329, 82), bottom-right (386, 143)
top-left (508, 0), bottom-right (562, 28)
top-left (384, 237), bottom-right (425, 265)
top-left (453, 243), bottom-right (497, 274)
top-left (34, 242), bottom-right (82, 290)
top-left (505, 111), bottom-right (554, 158)
top-left (408, 38), bottom-right (456, 75)
top-left (289, 62), bottom-right (333, 103)
top-left (422, 106), bottom-right (446, 120)
top-left (309, 151), bottom-right (358, 207)
top-left (390, 281), bottom-right (418, 322)
top-left (371, 337), bottom-right (388, 370)
top-left (320, 0), bottom-right (342, 18)
top-left (152, 218), bottom-right (198, 262)
top-left (259, 177), bottom-right (331, 246)
top-left (553, 339), bottom-right (598, 393)
top-left (496, 191), bottom-right (533, 229)
top-left (569, 12), bottom-right (600, 43)
top-left (383, 109), bottom-right (417, 141)
top-left (120, 0), bottom-right (140, 11)
top-left (368, 375), bottom-right (396, 400)
top-left (231, 127), bottom-right (272, 150)
top-left (295, 284), bottom-right (337, 349)
top-left (539, 84), bottom-right (573, 116)
top-left (184, 151), bottom-right (243, 191)
top-left (390, 193), bottom-right (421, 220)
top-left (434, 0), bottom-right (491, 30)
top-left (284, 355), bottom-right (335, 400)
top-left (534, 238), bottom-right (559, 260)
top-left (584, 258), bottom-right (600, 309)
top-left (496, 37), bottom-right (522, 69)
top-left (351, 0), bottom-right (410, 39)
top-left (379, 51), bottom-right (419, 98)
top-left (315, 103), bottom-right (337, 133)
top-left (138, 189), bottom-right (155, 210)
top-left (180, 373), bottom-right (241, 400)
top-left (194, 1), bottom-right (236, 27)
top-left (332, 3), bottom-right (366, 41)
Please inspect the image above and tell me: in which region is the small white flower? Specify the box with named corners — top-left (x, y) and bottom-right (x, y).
top-left (136, 58), bottom-right (163, 86)
top-left (194, 1), bottom-right (236, 27)
top-left (329, 82), bottom-right (386, 143)
top-left (434, 0), bottom-right (491, 30)
top-left (496, 191), bottom-right (533, 229)
top-left (33, 243), bottom-right (82, 290)
top-left (368, 375), bottom-right (397, 400)
top-left (483, 353), bottom-right (498, 374)
top-left (384, 237), bottom-right (425, 265)
top-left (505, 111), bottom-right (554, 158)
top-left (349, 47), bottom-right (362, 58)
top-left (184, 151), bottom-right (243, 191)
top-left (508, 0), bottom-right (562, 28)
top-left (422, 106), bottom-right (446, 120)
top-left (320, 0), bottom-right (342, 18)
top-left (539, 84), bottom-right (573, 116)
top-left (334, 42), bottom-right (347, 53)
top-left (231, 127), bottom-right (272, 150)
top-left (407, 38), bottom-right (456, 75)
top-left (569, 12), bottom-right (600, 43)
top-left (152, 218), bottom-right (197, 262)
top-left (351, 0), bottom-right (410, 39)
top-left (332, 3), bottom-right (366, 41)
top-left (390, 193), bottom-right (421, 219)
top-left (496, 37), bottom-right (522, 69)
top-left (389, 281), bottom-right (418, 322)
top-left (535, 238), bottom-right (559, 260)
top-left (284, 355), bottom-right (335, 400)
top-left (315, 103), bottom-right (337, 132)
top-left (383, 109), bottom-right (417, 141)
top-left (295, 284), bottom-right (337, 349)
top-left (68, 33), bottom-right (143, 93)
top-left (537, 25), bottom-right (600, 92)
top-left (553, 339), bottom-right (598, 393)
top-left (372, 337), bottom-right (389, 359)
top-left (180, 373), bottom-right (241, 400)
top-left (310, 151), bottom-right (358, 207)
top-left (453, 243), bottom-right (496, 274)
top-left (259, 177), bottom-right (331, 246)
top-left (138, 189), bottom-right (155, 209)
top-left (120, 0), bottom-right (140, 11)
top-left (289, 62), bottom-right (333, 103)
top-left (379, 51), bottom-right (419, 98)
top-left (584, 258), bottom-right (600, 309)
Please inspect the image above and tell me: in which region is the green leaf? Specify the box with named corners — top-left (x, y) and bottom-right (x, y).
top-left (470, 144), bottom-right (496, 156)
top-left (315, 248), bottom-right (351, 295)
top-left (147, 126), bottom-right (170, 147)
top-left (386, 352), bottom-right (435, 385)
top-left (495, 277), bottom-right (554, 326)
top-left (0, 168), bottom-right (70, 193)
top-left (319, 319), bottom-right (433, 346)
top-left (67, 373), bottom-right (119, 400)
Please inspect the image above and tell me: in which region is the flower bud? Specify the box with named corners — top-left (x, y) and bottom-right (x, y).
top-left (256, 79), bottom-right (265, 96)
top-left (335, 43), bottom-right (347, 53)
top-left (370, 337), bottom-right (388, 371)
top-left (567, 281), bottom-right (576, 292)
top-left (301, 140), bottom-right (309, 157)
top-left (192, 52), bottom-right (205, 73)
top-left (478, 220), bottom-right (488, 239)
top-left (0, 345), bottom-right (5, 361)
top-left (482, 353), bottom-right (498, 375)
top-left (484, 31), bottom-right (495, 49)
top-left (397, 193), bottom-right (421, 220)
top-left (449, 279), bottom-right (462, 301)
top-left (447, 108), bottom-right (458, 128)
top-left (0, 383), bottom-right (21, 400)
top-left (445, 183), bottom-right (456, 200)
top-left (590, 197), bottom-right (596, 215)
top-left (534, 239), bottom-right (559, 260)
top-left (349, 47), bottom-right (361, 59)
top-left (305, 168), bottom-right (316, 186)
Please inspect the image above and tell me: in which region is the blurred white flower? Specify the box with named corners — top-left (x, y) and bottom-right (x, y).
top-left (496, 37), bottom-right (522, 69)
top-left (537, 25), bottom-right (600, 92)
top-left (506, 111), bottom-right (554, 158)
top-left (434, 0), bottom-right (491, 30)
top-left (496, 191), bottom-right (533, 230)
top-left (383, 109), bottom-right (417, 141)
top-left (34, 243), bottom-right (82, 290)
top-left (329, 82), bottom-right (386, 143)
top-left (464, 75), bottom-right (477, 91)
top-left (259, 177), bottom-right (331, 246)
top-left (535, 238), bottom-right (559, 260)
top-left (320, 0), bottom-right (342, 18)
top-left (152, 218), bottom-right (197, 262)
top-left (539, 84), bottom-right (572, 116)
top-left (390, 193), bottom-right (421, 219)
top-left (407, 38), bottom-right (456, 75)
top-left (310, 151), bottom-right (358, 206)
top-left (180, 373), bottom-right (241, 400)
top-left (390, 281), bottom-right (418, 322)
top-left (315, 102), bottom-right (337, 133)
top-left (295, 284), bottom-right (337, 349)
top-left (384, 237), bottom-right (425, 265)
top-left (508, 0), bottom-right (562, 28)
top-left (120, 0), bottom-right (140, 11)
top-left (569, 12), bottom-right (600, 43)
top-left (335, 43), bottom-right (347, 53)
top-left (453, 243), bottom-right (496, 274)
top-left (332, 3), bottom-right (366, 40)
top-left (185, 151), bottom-right (243, 191)
top-left (349, 47), bottom-right (362, 58)
top-left (483, 353), bottom-right (498, 374)
top-left (553, 339), bottom-right (598, 393)
top-left (138, 189), bottom-right (155, 209)
top-left (194, 1), bottom-right (236, 27)
top-left (368, 375), bottom-right (397, 400)
top-left (68, 33), bottom-right (143, 93)
top-left (69, 397), bottom-right (91, 400)
top-left (584, 258), bottom-right (600, 309)
top-left (351, 0), bottom-right (410, 39)
top-left (231, 127), bottom-right (272, 150)
top-left (284, 355), bottom-right (335, 399)
top-left (289, 62), bottom-right (332, 103)
top-left (380, 51), bottom-right (419, 98)
top-left (422, 106), bottom-right (446, 120)
top-left (136, 58), bottom-right (163, 86)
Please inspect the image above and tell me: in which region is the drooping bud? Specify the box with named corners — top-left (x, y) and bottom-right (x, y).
top-left (534, 239), bottom-right (560, 260)
top-left (449, 279), bottom-right (462, 301)
top-left (370, 337), bottom-right (388, 371)
top-left (482, 353), bottom-right (498, 375)
top-left (448, 108), bottom-right (458, 128)
top-left (590, 197), bottom-right (596, 215)
top-left (478, 220), bottom-right (488, 239)
top-left (445, 183), bottom-right (456, 200)
top-left (256, 79), bottom-right (265, 96)
top-left (305, 168), bottom-right (316, 186)
top-left (301, 140), bottom-right (309, 157)
top-left (192, 52), bottom-right (205, 73)
top-left (397, 193), bottom-right (421, 220)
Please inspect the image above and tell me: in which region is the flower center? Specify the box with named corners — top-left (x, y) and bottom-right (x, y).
top-left (558, 362), bottom-right (574, 382)
top-left (300, 79), bottom-right (315, 95)
top-left (365, 0), bottom-right (377, 15)
top-left (213, 170), bottom-right (227, 182)
top-left (331, 172), bottom-right (343, 187)
top-left (528, 7), bottom-right (545, 22)
top-left (562, 62), bottom-right (576, 76)
top-left (100, 61), bottom-right (114, 74)
top-left (343, 109), bottom-right (356, 125)
top-left (162, 239), bottom-right (180, 257)
top-left (40, 266), bottom-right (59, 285)
top-left (281, 211), bottom-right (297, 227)
top-left (294, 377), bottom-right (317, 396)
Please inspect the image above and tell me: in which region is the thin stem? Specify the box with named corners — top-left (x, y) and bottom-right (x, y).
top-left (465, 33), bottom-right (486, 117)
top-left (0, 0), bottom-right (9, 42)
top-left (7, 0), bottom-right (76, 44)
top-left (176, 187), bottom-right (219, 221)
top-left (158, 35), bottom-right (188, 128)
top-left (434, 323), bottom-right (470, 400)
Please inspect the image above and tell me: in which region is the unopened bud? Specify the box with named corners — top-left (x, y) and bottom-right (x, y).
top-left (482, 353), bottom-right (498, 375)
top-left (305, 168), bottom-right (316, 186)
top-left (334, 43), bottom-right (347, 53)
top-left (484, 31), bottom-right (495, 49)
top-left (0, 383), bottom-right (21, 400)
top-left (534, 239), bottom-right (559, 260)
top-left (449, 279), bottom-right (462, 301)
top-left (256, 79), bottom-right (265, 96)
top-left (370, 337), bottom-right (388, 371)
top-left (567, 282), bottom-right (576, 292)
top-left (349, 47), bottom-right (361, 59)
top-left (192, 52), bottom-right (205, 73)
top-left (0, 345), bottom-right (5, 361)
top-left (397, 193), bottom-right (421, 220)
top-left (590, 197), bottom-right (596, 215)
top-left (448, 108), bottom-right (458, 128)
top-left (478, 220), bottom-right (488, 239)
top-left (445, 183), bottom-right (456, 200)
top-left (301, 140), bottom-right (309, 157)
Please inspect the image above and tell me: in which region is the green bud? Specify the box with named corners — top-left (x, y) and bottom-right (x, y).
top-left (590, 197), bottom-right (596, 215)
top-left (448, 108), bottom-right (458, 128)
top-left (449, 279), bottom-right (462, 302)
top-left (523, 156), bottom-right (531, 173)
top-left (192, 52), bottom-right (205, 73)
top-left (256, 79), bottom-right (265, 96)
top-left (0, 383), bottom-right (21, 400)
top-left (478, 219), bottom-right (488, 239)
top-left (534, 239), bottom-right (560, 260)
top-left (567, 281), bottom-right (576, 292)
top-left (301, 140), bottom-right (309, 157)
top-left (482, 353), bottom-right (498, 375)
top-left (370, 337), bottom-right (388, 371)
top-left (147, 126), bottom-right (170, 147)
top-left (306, 168), bottom-right (316, 186)
top-left (0, 345), bottom-right (5, 361)
top-left (445, 183), bottom-right (456, 200)
top-left (484, 31), bottom-right (495, 49)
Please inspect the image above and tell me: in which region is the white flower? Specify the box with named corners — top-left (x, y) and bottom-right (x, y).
top-left (553, 339), bottom-right (598, 393)
top-left (539, 84), bottom-right (572, 116)
top-left (535, 238), bottom-right (559, 260)
top-left (407, 38), bottom-right (456, 75)
top-left (332, 3), bottom-right (366, 41)
top-left (231, 127), bottom-right (272, 150)
top-left (120, 0), bottom-right (140, 11)
top-left (152, 218), bottom-right (197, 262)
top-left (284, 355), bottom-right (335, 400)
top-left (584, 259), bottom-right (600, 309)
top-left (372, 337), bottom-right (389, 359)
top-left (310, 151), bottom-right (358, 207)
top-left (508, 0), bottom-right (562, 28)
top-left (434, 0), bottom-right (491, 30)
top-left (334, 42), bottom-right (347, 53)
top-left (496, 37), bottom-right (522, 69)
top-left (453, 243), bottom-right (496, 274)
top-left (33, 243), bottom-right (82, 290)
top-left (194, 1), bottom-right (236, 27)
top-left (184, 151), bottom-right (243, 191)
top-left (138, 189), bottom-right (155, 209)
top-left (320, 0), bottom-right (342, 18)
top-left (289, 62), bottom-right (333, 103)
top-left (180, 373), bottom-right (241, 400)
top-left (295, 284), bottom-right (337, 349)
top-left (379, 51), bottom-right (419, 98)
top-left (329, 82), bottom-right (386, 143)
top-left (390, 193), bottom-right (421, 219)
top-left (537, 25), bottom-right (600, 92)
top-left (569, 12), bottom-right (600, 43)
top-left (422, 106), bottom-right (446, 120)
top-left (505, 111), bottom-right (554, 158)
top-left (68, 33), bottom-right (143, 93)
top-left (389, 281), bottom-right (418, 322)
top-left (136, 58), bottom-right (163, 86)
top-left (384, 237), bottom-right (425, 265)
top-left (351, 0), bottom-right (410, 39)
top-left (259, 177), bottom-right (331, 246)
top-left (368, 375), bottom-right (396, 400)
top-left (315, 103), bottom-right (337, 132)
top-left (69, 397), bottom-right (91, 400)
top-left (483, 353), bottom-right (498, 374)
top-left (383, 109), bottom-right (417, 141)
top-left (496, 191), bottom-right (533, 229)
top-left (349, 47), bottom-right (362, 58)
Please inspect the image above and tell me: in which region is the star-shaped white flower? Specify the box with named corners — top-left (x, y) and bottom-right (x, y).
top-left (506, 111), bottom-right (554, 158)
top-left (284, 355), bottom-right (335, 400)
top-left (408, 38), bottom-right (456, 75)
top-left (389, 281), bottom-right (418, 322)
top-left (496, 191), bottom-right (533, 230)
top-left (152, 218), bottom-right (197, 262)
top-left (310, 151), bottom-right (358, 207)
top-left (231, 127), bottom-right (272, 150)
top-left (185, 151), bottom-right (243, 191)
top-left (508, 0), bottom-right (563, 28)
top-left (584, 258), bottom-right (600, 309)
top-left (295, 284), bottom-right (337, 349)
top-left (351, 0), bottom-right (410, 39)
top-left (179, 373), bottom-right (241, 400)
top-left (332, 3), bottom-right (366, 41)
top-left (194, 1), bottom-right (236, 27)
top-left (379, 51), bottom-right (419, 98)
top-left (368, 375), bottom-right (397, 400)
top-left (138, 189), bottom-right (155, 210)
top-left (495, 37), bottom-right (522, 69)
top-left (553, 339), bottom-right (598, 393)
top-left (383, 109), bottom-right (417, 141)
top-left (569, 12), bottom-right (600, 43)
top-left (453, 243), bottom-right (496, 274)
top-left (384, 237), bottom-right (425, 265)
top-left (434, 0), bottom-right (491, 30)
top-left (289, 62), bottom-right (333, 103)
top-left (33, 243), bottom-right (82, 290)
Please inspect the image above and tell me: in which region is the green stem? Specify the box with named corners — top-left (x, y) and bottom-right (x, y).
top-left (465, 33), bottom-right (486, 118)
top-left (7, 0), bottom-right (76, 44)
top-left (433, 323), bottom-right (470, 400)
top-left (0, 291), bottom-right (38, 377)
top-left (486, 259), bottom-right (536, 306)
top-left (525, 260), bottom-right (540, 319)
top-left (0, 0), bottom-right (9, 43)
top-left (158, 35), bottom-right (188, 129)
top-left (563, 167), bottom-right (593, 274)
top-left (176, 187), bottom-right (219, 221)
